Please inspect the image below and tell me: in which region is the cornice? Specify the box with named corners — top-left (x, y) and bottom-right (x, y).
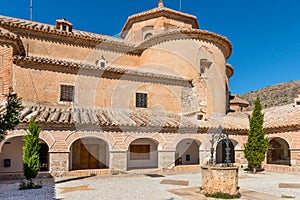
top-left (226, 63), bottom-right (234, 78)
top-left (13, 55), bottom-right (192, 85)
top-left (137, 29), bottom-right (232, 59)
top-left (0, 15), bottom-right (135, 52)
top-left (0, 27), bottom-right (25, 55)
top-left (121, 6), bottom-right (199, 38)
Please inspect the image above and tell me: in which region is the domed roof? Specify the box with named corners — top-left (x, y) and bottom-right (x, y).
top-left (121, 0), bottom-right (199, 38)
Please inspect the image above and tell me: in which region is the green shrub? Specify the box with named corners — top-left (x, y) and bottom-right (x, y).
top-left (22, 118), bottom-right (42, 187)
top-left (204, 192), bottom-right (241, 199)
top-left (281, 195), bottom-right (295, 199)
top-left (19, 180), bottom-right (42, 190)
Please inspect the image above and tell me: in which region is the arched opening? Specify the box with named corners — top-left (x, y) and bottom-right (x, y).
top-left (70, 137), bottom-right (109, 170)
top-left (0, 136), bottom-right (49, 173)
top-left (267, 138), bottom-right (291, 166)
top-left (127, 138), bottom-right (158, 170)
top-left (175, 138), bottom-right (201, 166)
top-left (216, 140), bottom-right (235, 164)
top-left (144, 33), bottom-right (153, 40)
top-left (39, 141), bottom-right (49, 171)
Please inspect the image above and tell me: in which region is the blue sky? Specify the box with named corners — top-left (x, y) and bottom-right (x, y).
top-left (0, 0), bottom-right (299, 94)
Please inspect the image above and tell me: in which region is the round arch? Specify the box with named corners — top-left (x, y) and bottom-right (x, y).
top-left (66, 132), bottom-right (114, 152)
top-left (0, 131), bottom-right (53, 153)
top-left (267, 137), bottom-right (291, 166)
top-left (69, 137), bottom-right (109, 170)
top-left (175, 138), bottom-right (201, 166)
top-left (0, 135), bottom-right (50, 173)
top-left (127, 138), bottom-right (159, 170)
top-left (124, 135), bottom-right (163, 151)
top-left (216, 138), bottom-right (236, 164)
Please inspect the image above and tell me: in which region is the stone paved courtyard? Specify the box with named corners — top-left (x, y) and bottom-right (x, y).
top-left (0, 170), bottom-right (300, 199)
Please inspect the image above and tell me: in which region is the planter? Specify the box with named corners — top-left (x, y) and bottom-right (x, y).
top-left (201, 165), bottom-right (239, 195)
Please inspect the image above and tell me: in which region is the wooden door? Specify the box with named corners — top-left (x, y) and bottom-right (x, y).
top-left (80, 144), bottom-right (99, 169)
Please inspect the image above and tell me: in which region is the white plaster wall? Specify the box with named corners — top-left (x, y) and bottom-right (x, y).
top-left (127, 138), bottom-right (158, 169)
top-left (0, 137), bottom-right (24, 173)
top-left (176, 139), bottom-right (200, 165)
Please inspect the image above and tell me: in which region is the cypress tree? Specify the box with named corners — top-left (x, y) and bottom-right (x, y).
top-left (244, 97), bottom-right (269, 173)
top-left (0, 87), bottom-right (22, 141)
top-left (23, 118), bottom-right (41, 185)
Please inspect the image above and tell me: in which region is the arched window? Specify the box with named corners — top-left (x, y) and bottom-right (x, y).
top-left (267, 138), bottom-right (290, 166)
top-left (144, 33), bottom-right (153, 40)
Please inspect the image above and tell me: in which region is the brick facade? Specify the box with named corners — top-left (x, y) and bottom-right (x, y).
top-left (0, 2), bottom-right (299, 176)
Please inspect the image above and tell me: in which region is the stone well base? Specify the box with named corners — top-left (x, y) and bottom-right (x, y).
top-left (201, 165), bottom-right (239, 195)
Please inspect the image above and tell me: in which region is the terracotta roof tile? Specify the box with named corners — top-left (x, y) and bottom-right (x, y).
top-left (230, 95), bottom-right (249, 106)
top-left (1, 102), bottom-right (298, 131)
top-left (263, 104), bottom-right (300, 128)
top-left (0, 15), bottom-right (134, 47)
top-left (14, 55), bottom-right (190, 83)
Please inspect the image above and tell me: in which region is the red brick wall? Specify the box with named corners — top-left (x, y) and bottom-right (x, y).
top-left (0, 44), bottom-right (13, 100)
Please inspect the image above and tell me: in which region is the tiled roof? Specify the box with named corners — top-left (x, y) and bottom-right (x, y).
top-left (230, 95), bottom-right (249, 106)
top-left (0, 15), bottom-right (134, 48)
top-left (263, 104), bottom-right (300, 129)
top-left (11, 104), bottom-right (196, 128)
top-left (223, 112), bottom-right (249, 130)
top-left (13, 55), bottom-right (191, 84)
top-left (0, 103), bottom-right (248, 130)
top-left (138, 28), bottom-right (232, 59)
top-left (121, 6), bottom-right (199, 38)
top-left (0, 15), bottom-right (231, 58)
top-left (2, 103), bottom-right (297, 131)
top-left (0, 27), bottom-right (25, 55)
top-left (0, 27), bottom-right (18, 39)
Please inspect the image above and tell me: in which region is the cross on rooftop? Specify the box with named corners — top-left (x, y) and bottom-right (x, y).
top-left (158, 0), bottom-right (164, 8)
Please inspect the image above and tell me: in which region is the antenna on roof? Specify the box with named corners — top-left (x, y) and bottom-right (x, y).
top-left (30, 0), bottom-right (33, 20)
top-left (179, 0), bottom-right (182, 11)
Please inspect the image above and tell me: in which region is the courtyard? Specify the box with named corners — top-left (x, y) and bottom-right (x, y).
top-left (0, 170), bottom-right (299, 200)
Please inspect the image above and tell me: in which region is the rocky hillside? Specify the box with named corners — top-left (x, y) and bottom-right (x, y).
top-left (241, 80), bottom-right (300, 110)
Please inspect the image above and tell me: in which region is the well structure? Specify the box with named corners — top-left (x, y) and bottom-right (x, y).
top-left (201, 165), bottom-right (239, 195)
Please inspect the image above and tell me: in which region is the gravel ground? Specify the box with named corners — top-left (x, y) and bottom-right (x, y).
top-left (1, 171), bottom-right (300, 200)
top-left (0, 182), bottom-right (56, 200)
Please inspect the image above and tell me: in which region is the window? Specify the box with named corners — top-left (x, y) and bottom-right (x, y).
top-left (197, 114), bottom-right (203, 120)
top-left (95, 57), bottom-right (106, 68)
top-left (200, 59), bottom-right (212, 75)
top-left (100, 61), bottom-right (105, 68)
top-left (136, 93), bottom-right (147, 108)
top-left (60, 85), bottom-right (74, 102)
top-left (144, 33), bottom-right (153, 40)
top-left (130, 145), bottom-right (150, 160)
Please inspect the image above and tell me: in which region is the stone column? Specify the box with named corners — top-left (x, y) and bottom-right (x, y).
top-left (199, 149), bottom-right (210, 165)
top-left (235, 149), bottom-right (247, 167)
top-left (109, 151), bottom-right (127, 172)
top-left (49, 152), bottom-right (69, 177)
top-left (158, 150), bottom-right (175, 169)
top-left (290, 149), bottom-right (300, 167)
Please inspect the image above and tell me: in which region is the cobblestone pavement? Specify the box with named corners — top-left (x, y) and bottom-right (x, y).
top-left (1, 170), bottom-right (300, 199)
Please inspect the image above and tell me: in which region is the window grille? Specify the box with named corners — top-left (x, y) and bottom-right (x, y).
top-left (60, 85), bottom-right (74, 102)
top-left (136, 93), bottom-right (147, 108)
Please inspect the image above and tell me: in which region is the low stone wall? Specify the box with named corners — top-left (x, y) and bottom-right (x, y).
top-left (263, 164), bottom-right (300, 173)
top-left (201, 165), bottom-right (239, 195)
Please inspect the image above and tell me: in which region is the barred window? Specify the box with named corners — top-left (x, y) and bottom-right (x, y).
top-left (60, 85), bottom-right (74, 102)
top-left (136, 93), bottom-right (147, 108)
